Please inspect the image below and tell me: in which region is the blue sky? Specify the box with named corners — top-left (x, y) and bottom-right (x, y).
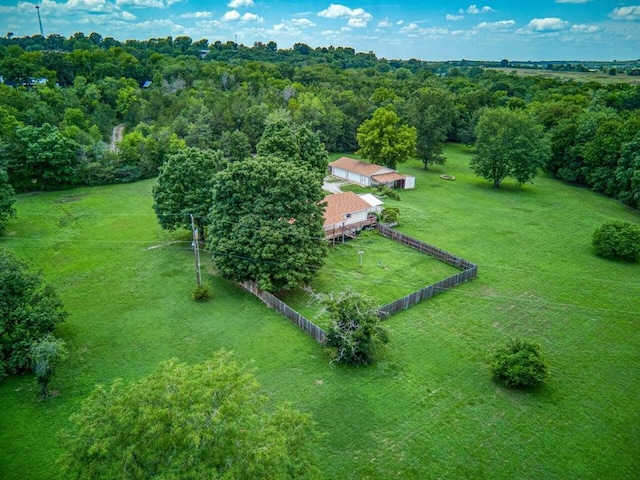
top-left (0, 1), bottom-right (638, 60)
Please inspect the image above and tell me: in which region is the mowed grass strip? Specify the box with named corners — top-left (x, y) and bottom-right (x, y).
top-left (0, 145), bottom-right (639, 480)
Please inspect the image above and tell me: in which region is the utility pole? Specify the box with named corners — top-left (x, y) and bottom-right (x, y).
top-left (190, 214), bottom-right (202, 286)
top-left (35, 6), bottom-right (44, 37)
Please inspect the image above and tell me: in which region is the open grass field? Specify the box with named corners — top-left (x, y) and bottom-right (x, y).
top-left (489, 67), bottom-right (640, 85)
top-left (1, 144), bottom-right (639, 479)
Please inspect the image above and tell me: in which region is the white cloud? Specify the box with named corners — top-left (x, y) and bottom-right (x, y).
top-left (476, 20), bottom-right (515, 30)
top-left (396, 20), bottom-right (404, 25)
top-left (446, 14), bottom-right (464, 21)
top-left (399, 23), bottom-right (419, 33)
top-left (180, 11), bottom-right (213, 19)
top-left (378, 18), bottom-right (392, 27)
top-left (348, 17), bottom-right (367, 28)
top-left (463, 5), bottom-right (494, 15)
top-left (609, 6), bottom-right (640, 21)
top-left (399, 23), bottom-right (448, 36)
top-left (227, 0), bottom-right (254, 7)
top-left (222, 10), bottom-right (241, 22)
top-left (241, 12), bottom-right (263, 23)
top-left (570, 24), bottom-right (600, 33)
top-left (115, 0), bottom-right (181, 7)
top-left (318, 4), bottom-right (373, 27)
top-left (221, 10), bottom-right (263, 22)
top-left (291, 18), bottom-right (316, 27)
top-left (527, 17), bottom-right (568, 32)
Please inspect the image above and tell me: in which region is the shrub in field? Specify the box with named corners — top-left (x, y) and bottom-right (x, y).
top-left (30, 334), bottom-right (67, 397)
top-left (374, 185), bottom-right (401, 200)
top-left (592, 220), bottom-right (640, 261)
top-left (191, 283), bottom-right (212, 302)
top-left (0, 249), bottom-right (67, 378)
top-left (315, 288), bottom-right (388, 366)
top-left (379, 207), bottom-right (400, 224)
top-left (490, 339), bottom-right (549, 388)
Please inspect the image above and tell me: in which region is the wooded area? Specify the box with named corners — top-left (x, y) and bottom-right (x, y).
top-left (1, 32), bottom-right (638, 209)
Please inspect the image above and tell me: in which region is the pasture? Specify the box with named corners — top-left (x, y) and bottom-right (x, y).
top-left (489, 67), bottom-right (640, 85)
top-left (0, 144), bottom-right (638, 479)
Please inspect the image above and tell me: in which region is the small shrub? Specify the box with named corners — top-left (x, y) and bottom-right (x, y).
top-left (313, 288), bottom-right (388, 366)
top-left (379, 207), bottom-right (400, 224)
top-left (490, 339), bottom-right (549, 388)
top-left (374, 185), bottom-right (401, 200)
top-left (592, 220), bottom-right (640, 261)
top-left (191, 283), bottom-right (212, 302)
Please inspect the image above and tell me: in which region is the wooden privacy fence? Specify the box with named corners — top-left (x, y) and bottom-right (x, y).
top-left (240, 280), bottom-right (326, 344)
top-left (376, 224), bottom-right (478, 317)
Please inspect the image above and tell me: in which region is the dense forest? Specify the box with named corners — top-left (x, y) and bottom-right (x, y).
top-left (0, 32), bottom-right (639, 209)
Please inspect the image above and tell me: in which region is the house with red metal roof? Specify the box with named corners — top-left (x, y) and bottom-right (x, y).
top-left (328, 157), bottom-right (415, 189)
top-left (322, 191), bottom-right (382, 242)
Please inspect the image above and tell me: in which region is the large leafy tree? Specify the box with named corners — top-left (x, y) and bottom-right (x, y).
top-left (0, 249), bottom-right (67, 378)
top-left (6, 123), bottom-right (81, 191)
top-left (60, 352), bottom-right (321, 479)
top-left (219, 129), bottom-right (251, 163)
top-left (471, 107), bottom-right (550, 188)
top-left (410, 86), bottom-right (455, 169)
top-left (356, 107), bottom-right (417, 169)
top-left (615, 133), bottom-right (640, 209)
top-left (0, 168), bottom-right (16, 232)
top-left (152, 147), bottom-right (225, 239)
top-left (208, 155), bottom-right (327, 292)
top-left (257, 109), bottom-right (328, 178)
top-left (317, 288), bottom-right (389, 366)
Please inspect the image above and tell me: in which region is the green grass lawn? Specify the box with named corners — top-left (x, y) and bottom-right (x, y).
top-left (1, 145), bottom-right (639, 479)
top-left (277, 231), bottom-right (461, 327)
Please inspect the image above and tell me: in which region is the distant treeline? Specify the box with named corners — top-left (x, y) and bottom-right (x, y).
top-left (0, 33), bottom-right (638, 208)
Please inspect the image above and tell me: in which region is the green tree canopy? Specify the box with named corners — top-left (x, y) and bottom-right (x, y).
top-left (30, 334), bottom-right (67, 397)
top-left (410, 86), bottom-right (455, 169)
top-left (592, 220), bottom-right (640, 261)
top-left (7, 123), bottom-right (81, 191)
top-left (471, 107), bottom-right (550, 188)
top-left (316, 288), bottom-right (389, 366)
top-left (152, 147), bottom-right (226, 239)
top-left (490, 339), bottom-right (549, 388)
top-left (0, 168), bottom-right (16, 232)
top-left (0, 249), bottom-right (67, 378)
top-left (208, 155), bottom-right (327, 292)
top-left (219, 129), bottom-right (251, 163)
top-left (356, 107), bottom-right (417, 169)
top-left (60, 352), bottom-right (321, 479)
top-left (256, 109), bottom-right (329, 178)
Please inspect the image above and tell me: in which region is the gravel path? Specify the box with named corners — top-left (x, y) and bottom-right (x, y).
top-left (109, 123), bottom-right (125, 152)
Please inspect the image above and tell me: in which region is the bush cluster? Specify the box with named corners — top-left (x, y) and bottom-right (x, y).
top-left (490, 339), bottom-right (549, 388)
top-left (592, 220), bottom-right (640, 261)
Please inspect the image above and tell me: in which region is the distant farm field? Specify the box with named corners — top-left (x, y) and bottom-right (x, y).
top-left (489, 67), bottom-right (640, 85)
top-left (1, 144), bottom-right (639, 479)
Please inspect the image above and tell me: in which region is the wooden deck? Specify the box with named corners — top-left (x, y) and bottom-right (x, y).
top-left (324, 216), bottom-right (377, 244)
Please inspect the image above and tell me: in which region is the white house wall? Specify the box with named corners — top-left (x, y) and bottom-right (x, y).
top-left (404, 176), bottom-right (416, 189)
top-left (331, 167), bottom-right (371, 186)
top-left (325, 209), bottom-right (369, 231)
